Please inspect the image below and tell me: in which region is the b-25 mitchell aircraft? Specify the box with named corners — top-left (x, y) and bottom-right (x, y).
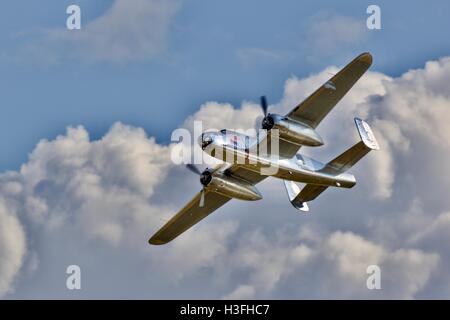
top-left (149, 52), bottom-right (378, 245)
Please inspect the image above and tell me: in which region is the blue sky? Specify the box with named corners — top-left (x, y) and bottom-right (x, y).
top-left (1, 0), bottom-right (449, 171)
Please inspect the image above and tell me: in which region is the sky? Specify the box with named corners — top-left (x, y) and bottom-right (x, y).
top-left (1, 0), bottom-right (450, 299)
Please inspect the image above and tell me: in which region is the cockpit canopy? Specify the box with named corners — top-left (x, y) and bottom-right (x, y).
top-left (199, 129), bottom-right (254, 151)
top-left (199, 132), bottom-right (215, 149)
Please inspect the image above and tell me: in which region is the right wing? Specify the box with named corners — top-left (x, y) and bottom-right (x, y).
top-left (149, 190), bottom-right (231, 245)
top-left (286, 52), bottom-right (373, 128)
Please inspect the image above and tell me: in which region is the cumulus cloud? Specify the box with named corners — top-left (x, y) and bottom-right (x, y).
top-left (0, 122), bottom-right (236, 298)
top-left (18, 0), bottom-right (180, 63)
top-left (2, 56), bottom-right (450, 299)
top-left (0, 202), bottom-right (26, 296)
top-left (223, 284), bottom-right (255, 300)
top-left (18, 123), bottom-right (173, 244)
top-left (183, 101), bottom-right (259, 132)
top-left (221, 229), bottom-right (438, 299)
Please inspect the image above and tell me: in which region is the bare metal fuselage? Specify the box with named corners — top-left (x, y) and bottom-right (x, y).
top-left (202, 131), bottom-right (356, 194)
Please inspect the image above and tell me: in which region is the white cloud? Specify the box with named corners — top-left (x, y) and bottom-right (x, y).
top-left (223, 285), bottom-right (255, 300)
top-left (0, 122), bottom-right (236, 298)
top-left (0, 201), bottom-right (26, 296)
top-left (222, 229), bottom-right (438, 299)
top-left (183, 101), bottom-right (259, 132)
top-left (157, 221), bottom-right (238, 281)
top-left (381, 249), bottom-right (439, 299)
top-left (2, 55), bottom-right (450, 299)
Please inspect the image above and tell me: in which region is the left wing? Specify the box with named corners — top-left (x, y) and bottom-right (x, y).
top-left (149, 190), bottom-right (231, 245)
top-left (149, 163), bottom-right (268, 245)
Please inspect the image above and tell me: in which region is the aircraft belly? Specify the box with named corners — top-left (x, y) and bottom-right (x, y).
top-left (274, 169), bottom-right (355, 188)
top-left (273, 160), bottom-right (356, 188)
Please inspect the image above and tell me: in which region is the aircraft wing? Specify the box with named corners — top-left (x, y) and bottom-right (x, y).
top-left (286, 52), bottom-right (373, 128)
top-left (225, 164), bottom-right (268, 184)
top-left (149, 190), bottom-right (231, 245)
top-left (149, 163), bottom-right (270, 245)
top-left (252, 130), bottom-right (303, 159)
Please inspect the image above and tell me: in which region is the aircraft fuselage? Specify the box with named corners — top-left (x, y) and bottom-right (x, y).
top-left (200, 130), bottom-right (356, 189)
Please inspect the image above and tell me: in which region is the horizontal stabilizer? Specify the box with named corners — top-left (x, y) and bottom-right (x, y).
top-left (283, 180), bottom-right (329, 212)
top-left (322, 118), bottom-right (379, 174)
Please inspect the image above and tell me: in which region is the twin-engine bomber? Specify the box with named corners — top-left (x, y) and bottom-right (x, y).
top-left (149, 52), bottom-right (378, 245)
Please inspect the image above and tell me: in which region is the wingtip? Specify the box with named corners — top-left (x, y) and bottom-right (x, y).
top-left (148, 237), bottom-right (167, 245)
top-left (357, 52), bottom-right (373, 66)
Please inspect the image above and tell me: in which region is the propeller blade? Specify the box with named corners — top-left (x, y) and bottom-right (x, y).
top-left (186, 164), bottom-right (202, 175)
top-left (260, 96), bottom-right (268, 117)
top-left (199, 189), bottom-right (205, 207)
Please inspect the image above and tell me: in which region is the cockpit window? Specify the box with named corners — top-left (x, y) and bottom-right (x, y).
top-left (201, 133), bottom-right (214, 149)
top-left (220, 129), bottom-right (227, 134)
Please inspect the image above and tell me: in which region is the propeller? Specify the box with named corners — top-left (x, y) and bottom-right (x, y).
top-left (199, 188), bottom-right (205, 207)
top-left (260, 95), bottom-right (275, 130)
top-left (185, 164), bottom-right (212, 207)
top-left (260, 96), bottom-right (268, 117)
top-left (186, 163), bottom-right (202, 175)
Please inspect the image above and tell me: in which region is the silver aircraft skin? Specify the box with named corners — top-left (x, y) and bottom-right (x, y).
top-left (149, 52), bottom-right (378, 245)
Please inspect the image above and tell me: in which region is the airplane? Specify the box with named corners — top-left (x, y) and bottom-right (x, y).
top-left (149, 52), bottom-right (378, 245)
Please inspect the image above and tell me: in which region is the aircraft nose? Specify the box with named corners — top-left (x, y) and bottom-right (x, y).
top-left (199, 133), bottom-right (214, 149)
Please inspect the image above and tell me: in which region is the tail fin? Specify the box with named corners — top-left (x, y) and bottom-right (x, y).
top-left (322, 118), bottom-right (379, 174)
top-left (354, 117), bottom-right (379, 150)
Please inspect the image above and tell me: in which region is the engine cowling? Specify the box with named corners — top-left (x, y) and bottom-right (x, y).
top-left (261, 114), bottom-right (323, 147)
top-left (201, 171), bottom-right (262, 201)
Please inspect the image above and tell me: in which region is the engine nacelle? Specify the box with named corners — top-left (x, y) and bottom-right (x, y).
top-left (206, 173), bottom-right (262, 201)
top-left (263, 114), bottom-right (324, 147)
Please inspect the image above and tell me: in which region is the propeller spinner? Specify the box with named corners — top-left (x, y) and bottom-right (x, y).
top-left (260, 96), bottom-right (275, 130)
